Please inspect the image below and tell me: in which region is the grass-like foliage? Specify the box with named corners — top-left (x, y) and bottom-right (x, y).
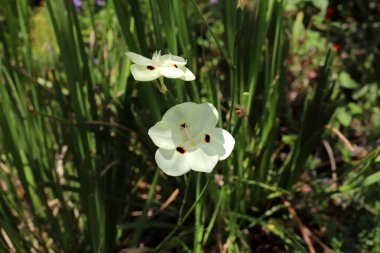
top-left (0, 0), bottom-right (379, 252)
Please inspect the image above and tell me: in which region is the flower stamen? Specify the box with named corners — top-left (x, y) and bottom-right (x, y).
top-left (147, 65), bottom-right (155, 70)
top-left (181, 125), bottom-right (195, 145)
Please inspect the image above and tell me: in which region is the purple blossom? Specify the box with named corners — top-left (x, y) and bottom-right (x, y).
top-left (210, 0), bottom-right (218, 4)
top-left (73, 0), bottom-right (82, 9)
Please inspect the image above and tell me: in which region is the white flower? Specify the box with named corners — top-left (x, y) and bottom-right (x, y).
top-left (148, 102), bottom-right (235, 176)
top-left (126, 51), bottom-right (196, 82)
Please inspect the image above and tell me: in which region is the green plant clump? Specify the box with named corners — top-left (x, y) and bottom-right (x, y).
top-left (0, 0), bottom-right (378, 252)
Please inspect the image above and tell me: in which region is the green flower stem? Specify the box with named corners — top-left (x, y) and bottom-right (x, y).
top-left (194, 173), bottom-right (204, 253)
top-left (154, 172), bottom-right (214, 252)
top-left (178, 174), bottom-right (192, 224)
top-left (202, 186), bottom-right (225, 246)
top-left (227, 68), bottom-right (237, 132)
top-left (129, 168), bottom-right (160, 247)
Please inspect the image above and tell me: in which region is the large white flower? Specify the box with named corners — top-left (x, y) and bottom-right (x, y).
top-left (148, 102), bottom-right (235, 176)
top-left (126, 51), bottom-right (195, 82)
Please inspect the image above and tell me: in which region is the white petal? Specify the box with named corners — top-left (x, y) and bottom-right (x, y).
top-left (126, 52), bottom-right (154, 65)
top-left (159, 54), bottom-right (187, 67)
top-left (155, 148), bottom-right (191, 176)
top-left (179, 67), bottom-right (196, 81)
top-left (187, 103), bottom-right (219, 135)
top-left (152, 51), bottom-right (161, 63)
top-left (148, 121), bottom-right (185, 149)
top-left (130, 64), bottom-right (160, 81)
top-left (162, 102), bottom-right (198, 126)
top-left (208, 128), bottom-right (235, 160)
top-left (186, 145), bottom-right (219, 173)
top-left (157, 67), bottom-right (185, 79)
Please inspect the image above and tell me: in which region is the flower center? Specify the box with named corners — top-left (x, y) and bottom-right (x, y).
top-left (179, 123), bottom-right (211, 147)
top-left (147, 65), bottom-right (155, 70)
top-left (181, 124), bottom-right (195, 145)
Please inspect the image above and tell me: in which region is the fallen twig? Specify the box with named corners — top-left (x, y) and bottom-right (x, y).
top-left (284, 200), bottom-right (332, 253)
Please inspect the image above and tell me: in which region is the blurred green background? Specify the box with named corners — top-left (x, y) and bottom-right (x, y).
top-left (0, 0), bottom-right (379, 252)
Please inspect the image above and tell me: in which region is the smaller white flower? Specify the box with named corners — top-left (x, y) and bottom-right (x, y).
top-left (126, 51), bottom-right (196, 82)
top-left (148, 102), bottom-right (235, 176)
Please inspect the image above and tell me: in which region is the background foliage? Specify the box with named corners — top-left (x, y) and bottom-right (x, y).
top-left (0, 0), bottom-right (379, 252)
